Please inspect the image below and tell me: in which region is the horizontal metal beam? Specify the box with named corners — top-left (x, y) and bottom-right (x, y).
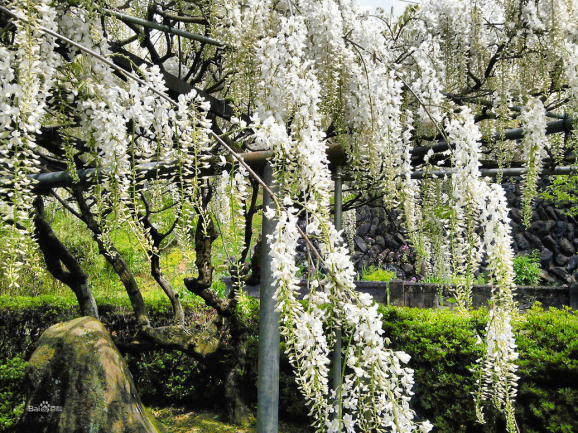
top-left (411, 116), bottom-right (574, 157)
top-left (30, 144), bottom-right (346, 192)
top-left (30, 145), bottom-right (577, 192)
top-left (411, 165), bottom-right (578, 180)
top-left (442, 92), bottom-right (567, 120)
top-left (102, 8), bottom-right (225, 47)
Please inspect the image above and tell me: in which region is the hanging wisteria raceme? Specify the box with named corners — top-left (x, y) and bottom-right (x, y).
top-left (519, 98), bottom-right (548, 227)
top-left (474, 183), bottom-right (518, 432)
top-left (267, 203), bottom-right (332, 429)
top-left (220, 162), bottom-right (250, 260)
top-left (57, 7), bottom-right (130, 188)
top-left (172, 89), bottom-right (214, 240)
top-left (57, 7), bottom-right (138, 249)
top-left (0, 0), bottom-right (59, 287)
top-left (218, 0), bottom-right (430, 432)
top-left (267, 199), bottom-right (433, 433)
top-left (0, 0), bottom-right (214, 268)
top-left (445, 108), bottom-right (485, 307)
top-left (268, 201), bottom-right (332, 420)
top-left (406, 35), bottom-right (446, 134)
top-left (564, 39), bottom-right (578, 110)
top-left (398, 113), bottom-right (424, 264)
top-left (213, 0), bottom-right (546, 429)
top-left (479, 185), bottom-right (516, 309)
top-left (419, 0), bottom-right (510, 93)
top-left (210, 171), bottom-right (232, 228)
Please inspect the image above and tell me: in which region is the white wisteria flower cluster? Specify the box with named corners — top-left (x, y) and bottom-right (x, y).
top-left (0, 0), bottom-right (59, 286)
top-left (445, 108), bottom-right (485, 307)
top-left (0, 0), bottom-right (213, 274)
top-left (519, 98), bottom-right (548, 227)
top-left (473, 183), bottom-right (519, 431)
top-left (214, 0), bottom-right (552, 430)
top-left (218, 0), bottom-right (435, 431)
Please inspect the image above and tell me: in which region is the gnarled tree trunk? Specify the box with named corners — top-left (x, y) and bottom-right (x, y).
top-left (33, 196), bottom-right (98, 319)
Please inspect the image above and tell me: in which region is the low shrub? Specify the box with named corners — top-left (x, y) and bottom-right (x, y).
top-left (362, 266), bottom-right (396, 282)
top-left (513, 251), bottom-right (542, 286)
top-left (515, 304), bottom-right (578, 433)
top-left (379, 305), bottom-right (578, 432)
top-left (379, 306), bottom-right (498, 432)
top-left (0, 357), bottom-right (26, 431)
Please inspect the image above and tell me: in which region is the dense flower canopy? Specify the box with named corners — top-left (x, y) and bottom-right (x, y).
top-left (1, 0), bottom-right (578, 431)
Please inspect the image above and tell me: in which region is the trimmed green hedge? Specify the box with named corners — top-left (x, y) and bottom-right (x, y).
top-left (379, 304), bottom-right (578, 432)
top-left (1, 297), bottom-right (577, 432)
top-left (379, 306), bottom-right (493, 432)
top-left (0, 357), bottom-right (26, 431)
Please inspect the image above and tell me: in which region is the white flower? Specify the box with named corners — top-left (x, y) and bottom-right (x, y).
top-left (327, 418), bottom-right (340, 433)
top-left (264, 206), bottom-right (276, 220)
top-left (343, 413), bottom-right (356, 433)
top-left (396, 351), bottom-right (412, 364)
top-left (420, 420), bottom-right (434, 432)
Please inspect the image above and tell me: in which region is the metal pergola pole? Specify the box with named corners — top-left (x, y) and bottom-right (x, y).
top-left (410, 116), bottom-right (574, 157)
top-left (257, 162), bottom-right (280, 433)
top-left (411, 165), bottom-right (578, 180)
top-left (332, 167), bottom-right (343, 419)
top-left (101, 8), bottom-right (225, 47)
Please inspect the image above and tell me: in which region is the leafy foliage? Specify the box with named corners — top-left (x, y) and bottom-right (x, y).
top-left (515, 304), bottom-right (578, 433)
top-left (2, 0), bottom-right (578, 427)
top-left (361, 267), bottom-right (397, 282)
top-left (541, 175), bottom-right (578, 217)
top-left (379, 305), bottom-right (578, 433)
top-left (513, 251), bottom-right (542, 286)
top-left (379, 306), bottom-right (498, 432)
top-left (0, 356), bottom-right (26, 432)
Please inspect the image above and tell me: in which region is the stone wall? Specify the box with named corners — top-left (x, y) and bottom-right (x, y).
top-left (385, 281), bottom-right (578, 311)
top-left (352, 178), bottom-right (578, 285)
top-left (504, 180), bottom-right (578, 285)
top-left (351, 206), bottom-right (418, 280)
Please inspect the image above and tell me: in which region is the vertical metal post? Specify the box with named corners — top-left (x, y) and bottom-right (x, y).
top-left (334, 167), bottom-right (343, 231)
top-left (332, 166), bottom-right (343, 418)
top-left (257, 162), bottom-right (280, 433)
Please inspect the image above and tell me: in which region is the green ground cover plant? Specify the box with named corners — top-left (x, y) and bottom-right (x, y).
top-left (0, 357), bottom-right (26, 431)
top-left (361, 267), bottom-right (397, 282)
top-left (513, 251), bottom-right (543, 286)
top-left (361, 267), bottom-right (397, 304)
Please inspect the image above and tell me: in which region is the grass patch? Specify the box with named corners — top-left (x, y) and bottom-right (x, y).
top-left (150, 406), bottom-right (310, 433)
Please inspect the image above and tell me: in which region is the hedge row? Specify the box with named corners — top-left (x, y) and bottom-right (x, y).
top-left (380, 305), bottom-right (578, 432)
top-left (1, 296), bottom-right (577, 432)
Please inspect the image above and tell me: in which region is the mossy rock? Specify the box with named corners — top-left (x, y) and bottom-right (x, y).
top-left (17, 316), bottom-right (165, 433)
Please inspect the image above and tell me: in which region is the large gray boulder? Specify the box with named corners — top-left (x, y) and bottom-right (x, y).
top-left (17, 317), bottom-right (164, 433)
